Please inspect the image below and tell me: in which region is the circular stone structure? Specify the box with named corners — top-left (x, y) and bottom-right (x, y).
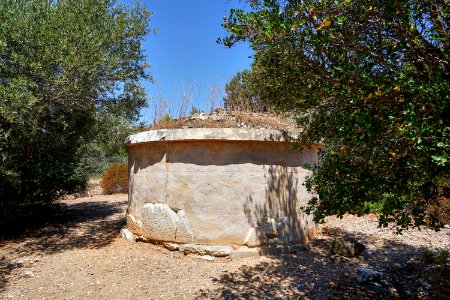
top-left (124, 128), bottom-right (320, 248)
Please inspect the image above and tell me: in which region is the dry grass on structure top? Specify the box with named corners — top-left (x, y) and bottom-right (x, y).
top-left (149, 110), bottom-right (299, 131)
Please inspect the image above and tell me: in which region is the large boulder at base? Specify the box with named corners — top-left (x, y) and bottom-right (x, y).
top-left (140, 203), bottom-right (194, 243)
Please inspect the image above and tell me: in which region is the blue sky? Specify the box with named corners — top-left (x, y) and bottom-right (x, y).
top-left (139, 0), bottom-right (253, 124)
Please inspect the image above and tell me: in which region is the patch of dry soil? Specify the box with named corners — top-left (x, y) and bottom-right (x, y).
top-left (1, 193), bottom-right (449, 300)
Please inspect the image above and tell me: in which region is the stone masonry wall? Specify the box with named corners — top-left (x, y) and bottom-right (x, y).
top-left (126, 130), bottom-right (319, 247)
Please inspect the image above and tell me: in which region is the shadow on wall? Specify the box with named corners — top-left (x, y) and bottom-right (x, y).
top-left (244, 164), bottom-right (313, 247)
top-left (194, 228), bottom-right (449, 299)
top-left (128, 141), bottom-right (314, 173)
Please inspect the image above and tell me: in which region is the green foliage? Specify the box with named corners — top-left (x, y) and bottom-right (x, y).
top-left (159, 114), bottom-right (172, 124)
top-left (75, 142), bottom-right (128, 179)
top-left (363, 200), bottom-right (385, 214)
top-left (222, 0), bottom-right (450, 230)
top-left (224, 69), bottom-right (267, 112)
top-left (0, 0), bottom-right (152, 222)
top-left (421, 249), bottom-right (450, 265)
top-left (100, 163), bottom-right (128, 194)
top-left (190, 105), bottom-right (203, 116)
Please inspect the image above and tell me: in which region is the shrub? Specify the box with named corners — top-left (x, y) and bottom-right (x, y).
top-left (421, 249), bottom-right (450, 265)
top-left (100, 163), bottom-right (128, 194)
top-left (159, 114), bottom-right (172, 124)
top-left (0, 0), bottom-right (150, 228)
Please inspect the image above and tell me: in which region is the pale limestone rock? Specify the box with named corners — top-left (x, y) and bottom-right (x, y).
top-left (120, 228), bottom-right (136, 242)
top-left (243, 228), bottom-right (262, 247)
top-left (141, 203), bottom-right (178, 242)
top-left (231, 246), bottom-right (261, 259)
top-left (126, 128), bottom-right (320, 246)
top-left (126, 214), bottom-right (144, 237)
top-left (196, 255), bottom-right (215, 261)
top-left (183, 244), bottom-right (233, 257)
top-left (243, 219), bottom-right (283, 247)
top-left (23, 271), bottom-right (34, 278)
top-left (191, 112), bottom-right (208, 120)
top-left (139, 203), bottom-right (194, 244)
top-left (175, 210), bottom-right (194, 243)
top-left (124, 128), bottom-right (302, 145)
top-left (163, 243), bottom-right (180, 251)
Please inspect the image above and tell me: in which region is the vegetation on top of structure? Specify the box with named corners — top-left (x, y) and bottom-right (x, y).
top-left (148, 110), bottom-right (299, 131)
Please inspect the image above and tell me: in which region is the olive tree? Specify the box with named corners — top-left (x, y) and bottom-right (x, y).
top-left (0, 0), bottom-right (153, 222)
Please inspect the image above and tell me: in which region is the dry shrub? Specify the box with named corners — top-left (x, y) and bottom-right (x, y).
top-left (427, 178), bottom-right (450, 226)
top-left (428, 197), bottom-right (450, 226)
top-left (100, 163), bottom-right (128, 194)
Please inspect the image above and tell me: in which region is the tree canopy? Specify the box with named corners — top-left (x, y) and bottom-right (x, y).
top-left (221, 0), bottom-right (450, 230)
top-left (0, 0), bottom-right (152, 223)
top-left (224, 69), bottom-right (267, 112)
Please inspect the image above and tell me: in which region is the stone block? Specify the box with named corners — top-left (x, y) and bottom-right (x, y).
top-left (183, 244), bottom-right (233, 257)
top-left (120, 228), bottom-right (136, 242)
top-left (126, 128), bottom-right (320, 247)
top-left (175, 210), bottom-right (195, 243)
top-left (331, 236), bottom-right (366, 257)
top-left (140, 203), bottom-right (195, 243)
top-left (231, 247), bottom-right (261, 259)
top-left (142, 203), bottom-right (178, 242)
top-left (163, 243), bottom-right (180, 251)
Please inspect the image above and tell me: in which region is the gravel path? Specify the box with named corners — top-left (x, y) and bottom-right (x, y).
top-left (1, 193), bottom-right (448, 299)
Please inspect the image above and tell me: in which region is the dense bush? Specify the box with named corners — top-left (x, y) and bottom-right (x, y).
top-left (100, 163), bottom-right (128, 194)
top-left (0, 0), bottom-right (151, 225)
top-left (222, 0), bottom-right (449, 231)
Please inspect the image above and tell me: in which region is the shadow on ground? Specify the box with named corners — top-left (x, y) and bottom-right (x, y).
top-left (0, 197), bottom-right (127, 255)
top-left (196, 229), bottom-right (449, 300)
top-left (0, 196), bottom-right (127, 294)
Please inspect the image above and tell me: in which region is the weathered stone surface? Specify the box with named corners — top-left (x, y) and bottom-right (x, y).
top-left (141, 203), bottom-right (178, 241)
top-left (331, 236), bottom-right (366, 257)
top-left (126, 214), bottom-right (144, 237)
top-left (231, 246), bottom-right (261, 259)
top-left (243, 218), bottom-right (316, 247)
top-left (163, 243), bottom-right (180, 251)
top-left (183, 244), bottom-right (233, 257)
top-left (126, 128), bottom-right (320, 246)
top-left (243, 228), bottom-right (264, 247)
top-left (139, 203), bottom-right (195, 243)
top-left (175, 210), bottom-right (194, 243)
top-left (356, 268), bottom-right (384, 283)
top-left (262, 218), bottom-right (278, 239)
top-left (196, 255), bottom-right (215, 261)
top-left (231, 244), bottom-right (310, 259)
top-left (191, 112), bottom-right (208, 120)
top-left (23, 271), bottom-right (34, 278)
top-left (120, 228), bottom-right (136, 242)
top-left (125, 128), bottom-right (303, 145)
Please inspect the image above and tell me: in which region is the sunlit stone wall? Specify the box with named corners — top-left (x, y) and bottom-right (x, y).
top-left (125, 128), bottom-right (320, 247)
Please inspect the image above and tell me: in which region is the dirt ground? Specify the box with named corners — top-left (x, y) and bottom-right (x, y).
top-left (1, 190), bottom-right (449, 299)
